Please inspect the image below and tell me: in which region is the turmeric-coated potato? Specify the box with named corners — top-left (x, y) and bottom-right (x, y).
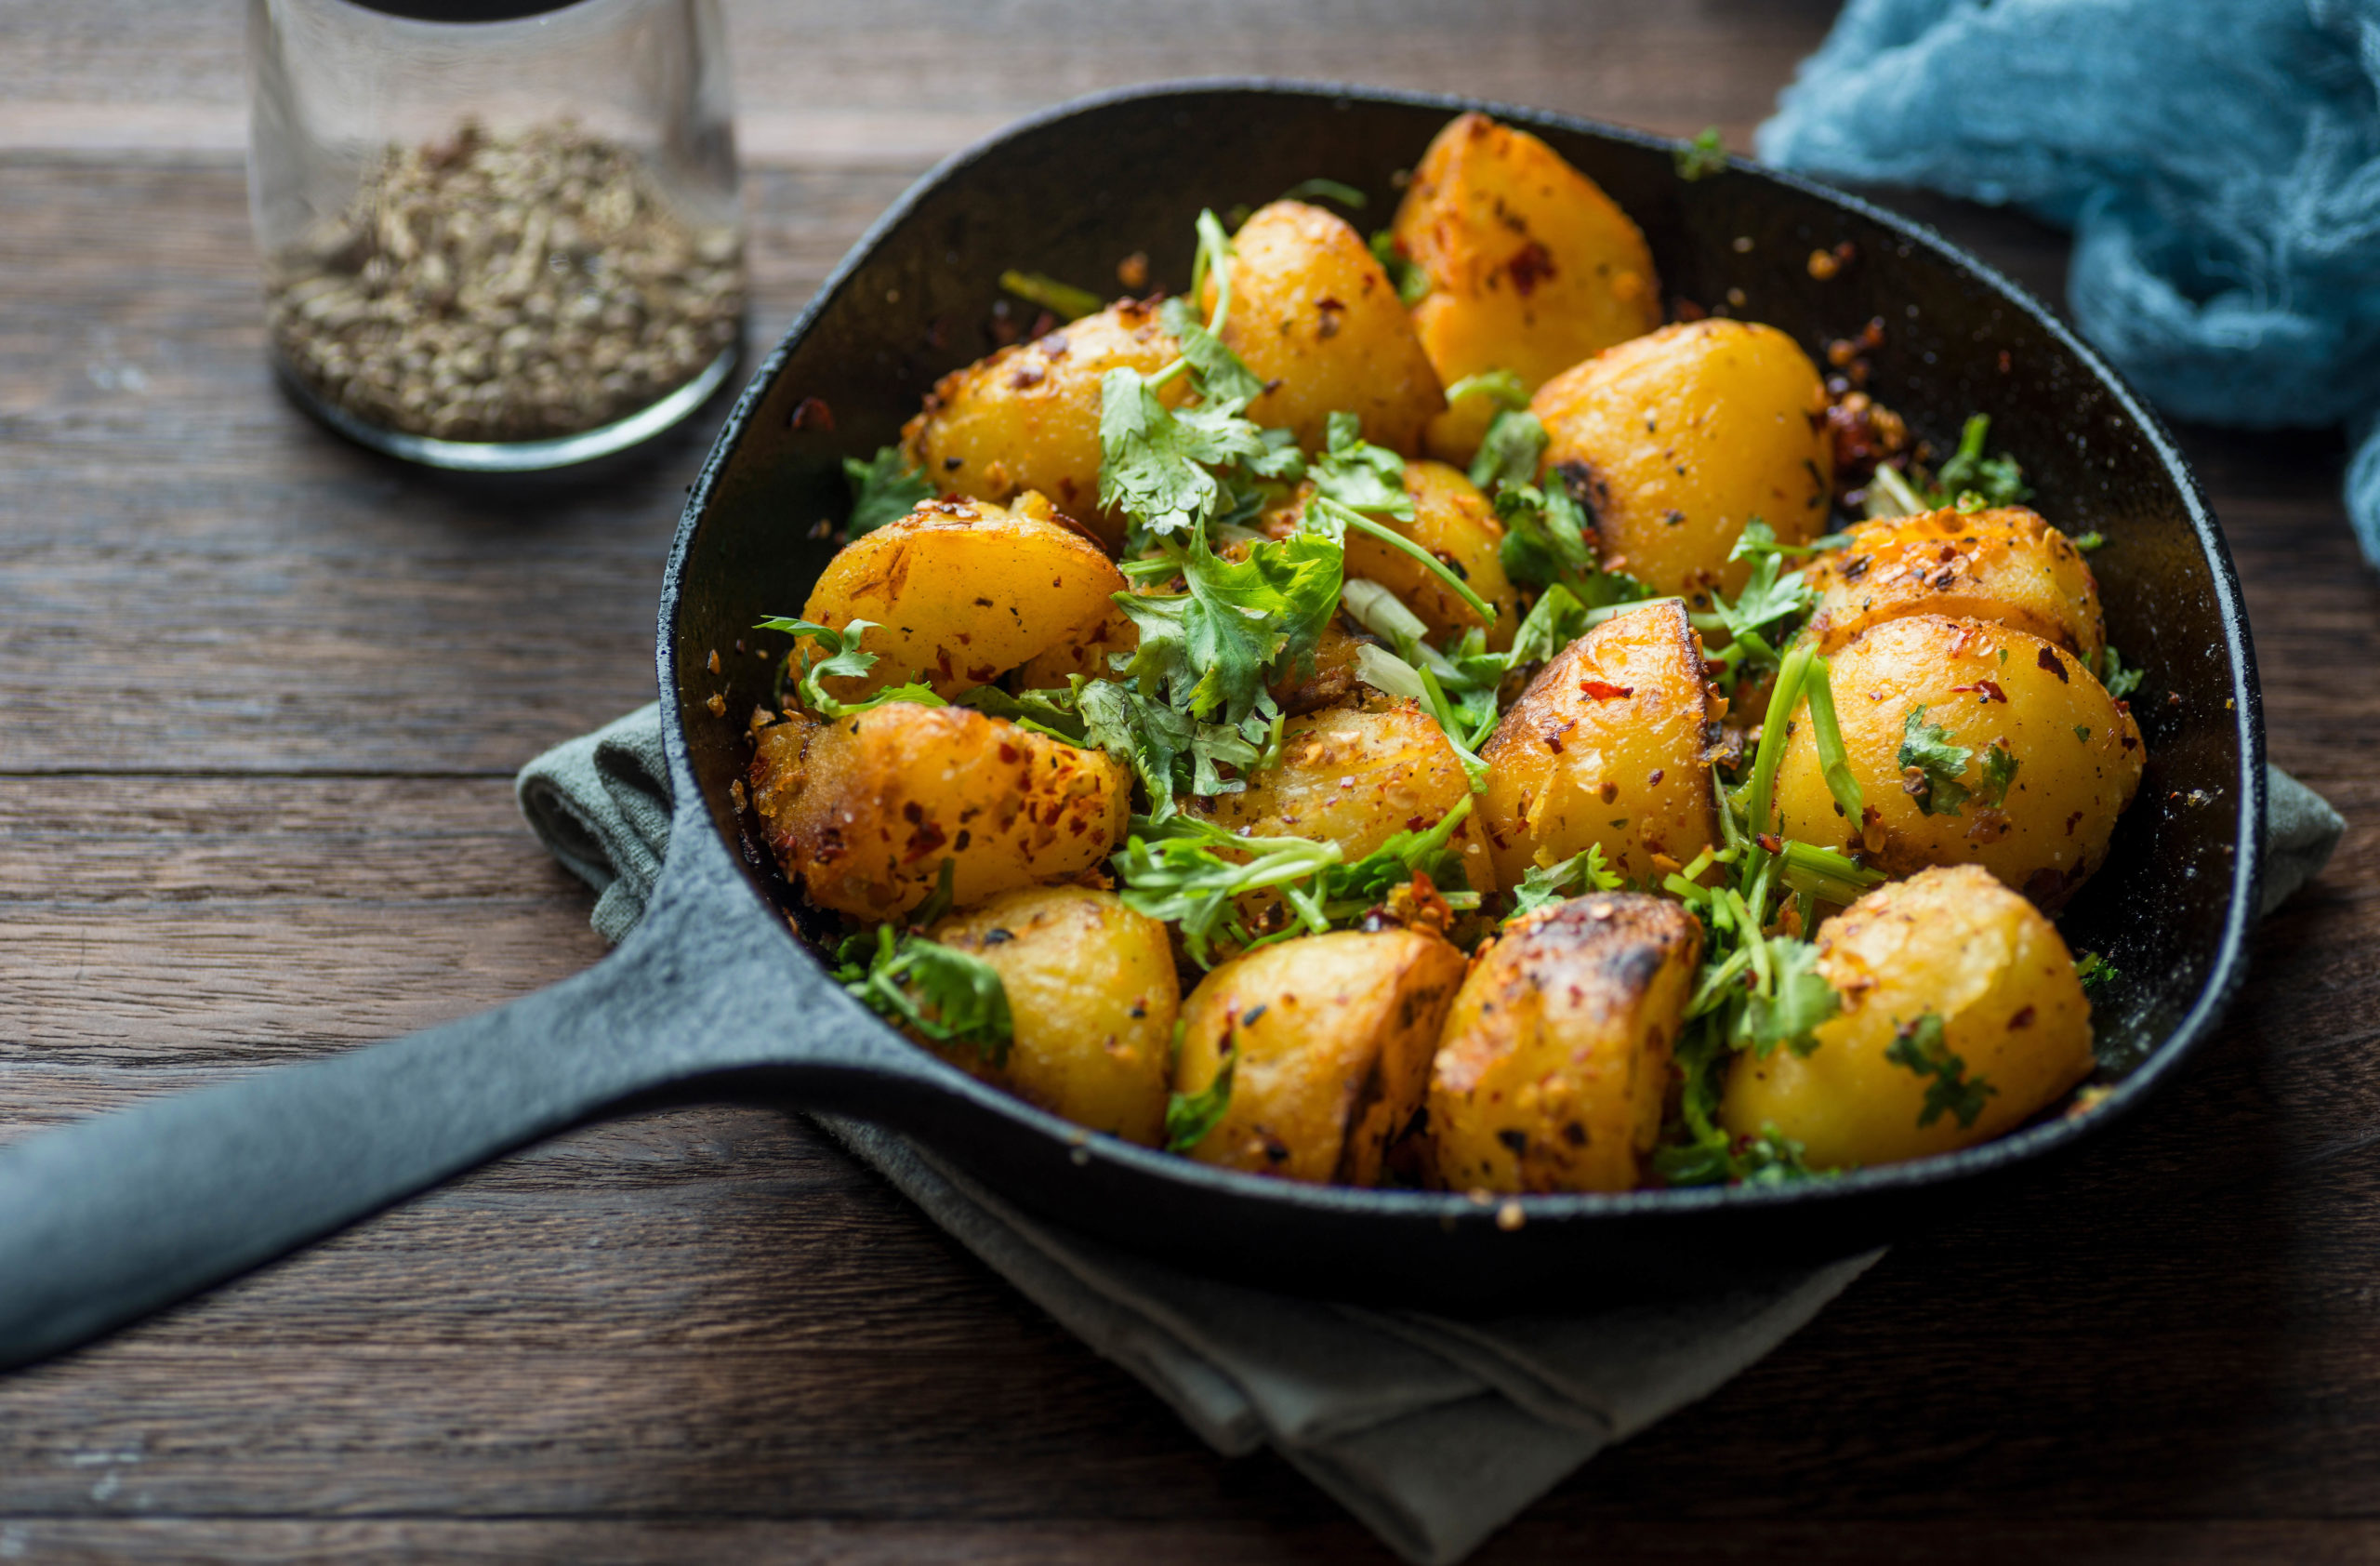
top-left (1173, 928), bottom-right (1467, 1185)
top-left (1805, 506), bottom-right (2105, 662)
top-left (1722, 865), bottom-right (2095, 1169)
top-left (1478, 599), bottom-right (1720, 890)
top-left (1014, 600), bottom-right (1138, 691)
top-left (1209, 201), bottom-right (1446, 455)
top-left (1532, 319), bottom-right (1832, 601)
top-left (924, 886), bottom-right (1177, 1146)
top-left (1771, 615), bottom-right (2144, 909)
top-left (1390, 112), bottom-right (1663, 465)
top-left (901, 299), bottom-right (1183, 551)
top-left (797, 493), bottom-right (1126, 703)
top-left (1276, 462), bottom-right (1520, 648)
top-left (747, 701), bottom-right (1130, 920)
top-left (1430, 893), bottom-right (1701, 1193)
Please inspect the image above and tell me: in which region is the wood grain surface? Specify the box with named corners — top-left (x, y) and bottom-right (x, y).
top-left (4, 3), bottom-right (2377, 1562)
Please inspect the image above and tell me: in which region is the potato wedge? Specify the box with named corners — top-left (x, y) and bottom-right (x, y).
top-left (1210, 200), bottom-right (1446, 455)
top-left (901, 299), bottom-right (1183, 551)
top-left (1805, 505), bottom-right (2105, 662)
top-left (797, 493), bottom-right (1125, 703)
top-left (1430, 892), bottom-right (1701, 1193)
top-left (924, 886), bottom-right (1177, 1146)
top-left (1478, 599), bottom-right (1721, 890)
top-left (1173, 928), bottom-right (1467, 1185)
top-left (749, 701), bottom-right (1130, 920)
top-left (1722, 865), bottom-right (2095, 1169)
top-left (1532, 319), bottom-right (1832, 601)
top-left (1389, 112), bottom-right (1662, 465)
top-left (1206, 700), bottom-right (1496, 899)
top-left (1771, 614), bottom-right (2144, 909)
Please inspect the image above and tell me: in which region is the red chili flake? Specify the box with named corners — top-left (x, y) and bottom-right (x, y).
top-left (1579, 680), bottom-right (1635, 700)
top-left (1756, 832), bottom-right (1783, 854)
top-left (788, 396), bottom-right (836, 431)
top-left (2038, 646), bottom-right (2069, 683)
top-left (2010, 1005), bottom-right (2036, 1029)
top-left (1505, 241), bottom-right (1556, 297)
top-left (1950, 679), bottom-right (2008, 702)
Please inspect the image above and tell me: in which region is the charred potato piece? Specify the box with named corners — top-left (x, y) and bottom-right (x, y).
top-left (1430, 893), bottom-right (1700, 1193)
top-left (1478, 599), bottom-right (1721, 890)
top-left (1532, 319), bottom-right (1832, 601)
top-left (1805, 506), bottom-right (2105, 661)
top-left (798, 493), bottom-right (1126, 703)
top-left (1723, 865), bottom-right (2095, 1169)
top-left (1771, 615), bottom-right (2144, 909)
top-left (1206, 700), bottom-right (1497, 899)
top-left (749, 702), bottom-right (1130, 920)
top-left (1209, 201), bottom-right (1446, 455)
top-left (925, 886), bottom-right (1177, 1146)
top-left (1389, 112), bottom-right (1662, 466)
top-left (1174, 928), bottom-right (1467, 1185)
top-left (901, 299), bottom-right (1182, 551)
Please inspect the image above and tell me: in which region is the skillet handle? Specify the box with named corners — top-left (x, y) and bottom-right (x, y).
top-left (0, 862), bottom-right (929, 1373)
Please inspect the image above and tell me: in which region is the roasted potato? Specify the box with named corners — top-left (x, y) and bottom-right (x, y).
top-left (1805, 505), bottom-right (2105, 662)
top-left (1478, 599), bottom-right (1721, 890)
top-left (1205, 700), bottom-right (1497, 899)
top-left (1532, 319), bottom-right (1832, 601)
top-left (1389, 112), bottom-right (1663, 466)
top-left (749, 701), bottom-right (1130, 920)
top-left (1210, 201), bottom-right (1446, 455)
top-left (901, 299), bottom-right (1183, 551)
top-left (924, 886), bottom-right (1177, 1145)
top-left (1430, 893), bottom-right (1701, 1193)
top-left (1722, 864), bottom-right (2095, 1169)
top-left (1173, 928), bottom-right (1467, 1184)
top-left (1014, 599), bottom-right (1139, 690)
top-left (797, 493), bottom-right (1126, 703)
top-left (1770, 615), bottom-right (2145, 909)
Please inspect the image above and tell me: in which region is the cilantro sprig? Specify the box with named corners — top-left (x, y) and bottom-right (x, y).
top-left (755, 617), bottom-right (945, 720)
top-left (842, 446), bottom-right (932, 536)
top-left (1884, 1012), bottom-right (1995, 1128)
top-left (837, 922), bottom-right (1014, 1067)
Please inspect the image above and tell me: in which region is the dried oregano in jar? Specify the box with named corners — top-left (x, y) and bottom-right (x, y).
top-left (264, 121), bottom-right (743, 445)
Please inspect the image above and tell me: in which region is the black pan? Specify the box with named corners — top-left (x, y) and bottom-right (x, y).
top-left (0, 82), bottom-right (2264, 1367)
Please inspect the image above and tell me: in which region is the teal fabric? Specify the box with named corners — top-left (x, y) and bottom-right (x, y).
top-left (1759, 0), bottom-right (2380, 561)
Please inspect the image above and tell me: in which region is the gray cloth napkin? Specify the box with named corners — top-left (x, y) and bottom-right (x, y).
top-left (516, 704), bottom-right (2340, 1565)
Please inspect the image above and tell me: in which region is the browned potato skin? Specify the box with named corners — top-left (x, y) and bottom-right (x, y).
top-left (1205, 700), bottom-right (1498, 899)
top-left (1389, 112), bottom-right (1663, 465)
top-left (1478, 600), bottom-right (1720, 891)
top-left (1014, 599), bottom-right (1138, 690)
top-left (1532, 320), bottom-right (1832, 601)
top-left (798, 493), bottom-right (1126, 703)
top-left (1772, 615), bottom-right (2145, 909)
top-left (1805, 506), bottom-right (2106, 662)
top-left (749, 701), bottom-right (1130, 920)
top-left (1174, 928), bottom-right (1467, 1185)
top-left (901, 299), bottom-right (1182, 551)
top-left (1721, 865), bottom-right (2095, 1169)
top-left (1429, 893), bottom-right (1701, 1193)
top-left (925, 887), bottom-right (1177, 1146)
top-left (1209, 201), bottom-right (1446, 455)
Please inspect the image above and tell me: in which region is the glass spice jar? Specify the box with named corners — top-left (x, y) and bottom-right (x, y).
top-left (247, 0), bottom-right (746, 471)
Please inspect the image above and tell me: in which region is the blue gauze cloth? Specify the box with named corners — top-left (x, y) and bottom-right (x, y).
top-left (1758, 0), bottom-right (2380, 561)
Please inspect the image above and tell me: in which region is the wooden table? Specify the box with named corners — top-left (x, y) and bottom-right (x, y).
top-left (4, 3), bottom-right (2373, 1560)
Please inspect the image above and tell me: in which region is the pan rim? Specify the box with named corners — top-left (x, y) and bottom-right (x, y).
top-left (661, 76), bottom-right (2266, 1224)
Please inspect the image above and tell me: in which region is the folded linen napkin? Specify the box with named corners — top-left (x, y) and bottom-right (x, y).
top-left (1757, 0), bottom-right (2380, 563)
top-left (516, 704), bottom-right (2339, 1564)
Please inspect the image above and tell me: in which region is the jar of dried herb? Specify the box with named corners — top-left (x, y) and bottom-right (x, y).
top-left (248, 0), bottom-right (745, 470)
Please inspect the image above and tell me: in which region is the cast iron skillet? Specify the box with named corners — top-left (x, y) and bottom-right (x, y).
top-left (0, 82), bottom-right (2264, 1369)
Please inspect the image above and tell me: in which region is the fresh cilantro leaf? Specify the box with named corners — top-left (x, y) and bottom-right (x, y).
top-left (1113, 812), bottom-right (1342, 965)
top-left (1470, 407), bottom-right (1548, 493)
top-left (1443, 368), bottom-right (1531, 411)
top-left (1368, 229), bottom-right (1432, 306)
top-left (2076, 950), bottom-right (2122, 999)
top-left (2099, 644), bottom-right (2145, 699)
top-left (1652, 1025), bottom-right (1834, 1187)
top-left (1883, 1012), bottom-right (1995, 1128)
top-left (1931, 414), bottom-right (2031, 508)
top-left (1979, 743), bottom-right (2020, 808)
top-left (1742, 936), bottom-right (1839, 1058)
top-left (1157, 295), bottom-right (1267, 407)
top-left (1702, 540), bottom-right (1816, 681)
top-left (1076, 676), bottom-right (1274, 807)
top-left (1310, 412), bottom-right (1413, 518)
top-left (951, 683), bottom-right (1089, 744)
top-left (1115, 511), bottom-right (1344, 727)
top-left (998, 268), bottom-right (1103, 322)
top-left (1165, 1042), bottom-right (1236, 1152)
top-left (1097, 368), bottom-right (1272, 537)
top-left (1505, 843), bottom-right (1625, 923)
top-left (1897, 705), bottom-right (1974, 816)
top-left (1673, 126), bottom-right (1727, 180)
top-left (1730, 518), bottom-right (1849, 561)
top-left (842, 446), bottom-right (932, 536)
top-left (838, 924), bottom-right (1014, 1067)
top-left (1309, 797), bottom-right (1478, 917)
top-left (2071, 530), bottom-right (2107, 551)
top-left (754, 617), bottom-right (945, 720)
top-left (1279, 177), bottom-right (1367, 209)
